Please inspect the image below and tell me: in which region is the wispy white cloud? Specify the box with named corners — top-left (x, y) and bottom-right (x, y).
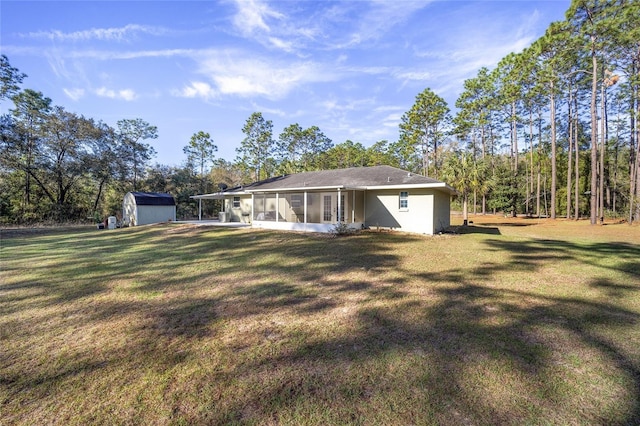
top-left (406, 6), bottom-right (543, 100)
top-left (10, 40), bottom-right (337, 101)
top-left (347, 65), bottom-right (392, 76)
top-left (267, 37), bottom-right (294, 53)
top-left (66, 48), bottom-right (196, 60)
top-left (394, 70), bottom-right (431, 82)
top-left (327, 1), bottom-right (430, 49)
top-left (314, 94), bottom-right (402, 144)
top-left (45, 50), bottom-right (73, 80)
top-left (1, 0), bottom-right (567, 165)
top-left (223, 0), bottom-right (535, 70)
top-left (415, 36), bottom-right (535, 72)
top-left (232, 0), bottom-right (284, 35)
top-left (321, 96), bottom-right (378, 113)
top-left (230, 0), bottom-right (306, 52)
top-left (63, 88), bottom-right (85, 101)
top-left (516, 9), bottom-right (542, 39)
top-left (174, 81), bottom-right (218, 100)
top-left (44, 50), bottom-right (96, 95)
top-left (373, 105), bottom-right (405, 113)
top-left (96, 87), bottom-right (137, 101)
top-left (382, 112), bottom-right (403, 128)
top-left (192, 51), bottom-right (337, 100)
top-left (248, 101), bottom-right (298, 118)
top-left (21, 24), bottom-right (168, 42)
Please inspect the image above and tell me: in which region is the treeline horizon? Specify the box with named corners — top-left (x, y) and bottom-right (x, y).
top-left (1, 0), bottom-right (639, 225)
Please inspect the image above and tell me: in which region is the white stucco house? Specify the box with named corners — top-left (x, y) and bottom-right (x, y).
top-left (192, 166), bottom-right (456, 235)
top-left (123, 192), bottom-right (176, 226)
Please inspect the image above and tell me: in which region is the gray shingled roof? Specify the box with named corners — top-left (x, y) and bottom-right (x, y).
top-left (244, 165), bottom-right (451, 191)
top-left (192, 166), bottom-right (455, 199)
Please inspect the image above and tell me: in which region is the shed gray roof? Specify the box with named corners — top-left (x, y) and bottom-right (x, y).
top-left (129, 192), bottom-right (176, 206)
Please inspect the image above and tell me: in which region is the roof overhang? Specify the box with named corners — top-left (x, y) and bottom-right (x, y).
top-left (192, 183), bottom-right (457, 198)
top-left (191, 194), bottom-right (225, 200)
top-left (247, 185), bottom-right (346, 193)
top-left (190, 190), bottom-right (248, 200)
top-left (362, 182), bottom-right (458, 194)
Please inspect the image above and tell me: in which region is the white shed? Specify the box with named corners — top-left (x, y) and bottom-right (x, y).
top-left (122, 192), bottom-right (176, 226)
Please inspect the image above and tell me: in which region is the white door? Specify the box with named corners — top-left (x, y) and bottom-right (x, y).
top-left (321, 193), bottom-right (347, 223)
top-left (321, 193), bottom-right (335, 223)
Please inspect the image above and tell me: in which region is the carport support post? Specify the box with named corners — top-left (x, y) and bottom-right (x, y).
top-left (198, 199), bottom-right (202, 221)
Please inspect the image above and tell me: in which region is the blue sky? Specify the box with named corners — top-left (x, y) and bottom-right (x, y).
top-left (1, 0), bottom-right (569, 166)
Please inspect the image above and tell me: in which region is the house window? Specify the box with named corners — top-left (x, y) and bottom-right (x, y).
top-left (233, 196), bottom-right (240, 208)
top-left (399, 191), bottom-right (409, 210)
top-left (290, 194), bottom-right (303, 209)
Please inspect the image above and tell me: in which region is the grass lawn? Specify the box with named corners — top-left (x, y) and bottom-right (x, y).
top-left (1, 216), bottom-right (639, 425)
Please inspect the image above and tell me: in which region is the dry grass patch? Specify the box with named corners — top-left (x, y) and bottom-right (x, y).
top-left (1, 217), bottom-right (639, 425)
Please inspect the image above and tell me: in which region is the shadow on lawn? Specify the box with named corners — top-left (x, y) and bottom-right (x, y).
top-left (3, 225), bottom-right (640, 424)
top-left (2, 224), bottom-right (407, 314)
top-left (214, 235), bottom-right (640, 424)
top-left (451, 224), bottom-right (501, 235)
top-left (485, 238), bottom-right (640, 281)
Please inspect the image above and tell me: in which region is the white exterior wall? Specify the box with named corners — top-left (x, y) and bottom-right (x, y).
top-left (122, 193), bottom-right (137, 226)
top-left (365, 189), bottom-right (439, 234)
top-left (432, 191), bottom-right (451, 233)
top-left (252, 220), bottom-right (362, 233)
top-left (136, 205), bottom-right (176, 226)
top-left (226, 195), bottom-right (252, 223)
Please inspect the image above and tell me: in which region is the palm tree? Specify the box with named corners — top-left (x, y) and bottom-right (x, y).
top-left (442, 151), bottom-right (489, 226)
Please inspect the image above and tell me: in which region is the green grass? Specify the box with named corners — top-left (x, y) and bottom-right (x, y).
top-left (1, 217), bottom-right (639, 425)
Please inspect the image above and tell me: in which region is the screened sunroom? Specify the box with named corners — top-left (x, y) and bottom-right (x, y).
top-left (250, 189), bottom-right (366, 232)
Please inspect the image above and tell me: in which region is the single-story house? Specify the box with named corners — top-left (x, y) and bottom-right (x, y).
top-left (192, 165), bottom-right (456, 235)
top-left (123, 192), bottom-right (176, 226)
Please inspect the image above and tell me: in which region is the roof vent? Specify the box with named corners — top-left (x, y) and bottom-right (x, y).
top-left (407, 172), bottom-right (411, 177)
top-left (387, 177), bottom-right (391, 182)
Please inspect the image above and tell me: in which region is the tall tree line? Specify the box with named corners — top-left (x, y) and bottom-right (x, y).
top-left (448, 0), bottom-right (640, 224)
top-left (234, 0), bottom-right (640, 225)
top-left (0, 56), bottom-right (161, 223)
top-left (1, 0), bottom-right (639, 225)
